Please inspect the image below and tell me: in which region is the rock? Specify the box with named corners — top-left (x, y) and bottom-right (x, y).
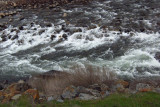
top-left (63, 13), bottom-right (67, 17)
top-left (19, 26), bottom-right (24, 30)
top-left (47, 96), bottom-right (54, 102)
top-left (61, 85), bottom-right (77, 99)
top-left (50, 35), bottom-right (56, 40)
top-left (116, 80), bottom-right (129, 88)
top-left (89, 84), bottom-right (101, 92)
top-left (57, 99), bottom-right (64, 103)
top-left (24, 89), bottom-right (39, 100)
top-left (62, 34), bottom-right (68, 40)
top-left (155, 52), bottom-right (160, 62)
top-left (136, 83), bottom-right (152, 92)
top-left (11, 94), bottom-right (21, 100)
top-left (15, 83), bottom-right (31, 92)
top-left (76, 86), bottom-right (100, 97)
top-left (153, 88), bottom-right (160, 93)
top-left (78, 93), bottom-right (98, 100)
top-left (18, 80), bottom-right (25, 84)
top-left (112, 84), bottom-right (125, 93)
top-left (11, 35), bottom-right (18, 40)
top-left (100, 84), bottom-right (109, 92)
top-left (0, 85), bottom-right (3, 90)
top-left (38, 29), bottom-right (45, 35)
top-left (44, 22), bottom-right (52, 27)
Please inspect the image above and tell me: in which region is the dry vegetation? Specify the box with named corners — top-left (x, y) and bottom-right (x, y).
top-left (28, 65), bottom-right (117, 96)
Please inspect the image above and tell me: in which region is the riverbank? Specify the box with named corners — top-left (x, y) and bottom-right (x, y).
top-left (1, 92), bottom-right (160, 107)
top-left (1, 68), bottom-right (160, 105)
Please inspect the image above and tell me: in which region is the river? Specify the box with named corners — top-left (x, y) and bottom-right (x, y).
top-left (0, 0), bottom-right (160, 81)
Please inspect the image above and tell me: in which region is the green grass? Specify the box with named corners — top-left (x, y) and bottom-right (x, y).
top-left (1, 92), bottom-right (160, 107)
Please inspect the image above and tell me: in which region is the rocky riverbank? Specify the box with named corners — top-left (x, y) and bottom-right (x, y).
top-left (0, 0), bottom-right (92, 11)
top-left (1, 70), bottom-right (160, 104)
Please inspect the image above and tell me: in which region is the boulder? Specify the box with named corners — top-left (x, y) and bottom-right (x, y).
top-left (61, 85), bottom-right (77, 99)
top-left (136, 83), bottom-right (152, 92)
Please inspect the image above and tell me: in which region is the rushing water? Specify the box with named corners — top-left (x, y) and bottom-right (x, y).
top-left (0, 0), bottom-right (160, 80)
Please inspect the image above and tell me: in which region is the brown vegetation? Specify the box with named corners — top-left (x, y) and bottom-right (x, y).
top-left (28, 65), bottom-right (117, 96)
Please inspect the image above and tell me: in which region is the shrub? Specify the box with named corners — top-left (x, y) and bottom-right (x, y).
top-left (29, 65), bottom-right (117, 96)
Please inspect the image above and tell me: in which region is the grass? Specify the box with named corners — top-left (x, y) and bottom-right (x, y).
top-left (29, 65), bottom-right (116, 96)
top-left (0, 92), bottom-right (160, 107)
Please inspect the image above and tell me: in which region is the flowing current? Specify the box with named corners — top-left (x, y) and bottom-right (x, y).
top-left (0, 0), bottom-right (160, 80)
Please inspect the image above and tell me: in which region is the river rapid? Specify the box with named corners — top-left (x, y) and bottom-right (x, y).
top-left (0, 0), bottom-right (160, 81)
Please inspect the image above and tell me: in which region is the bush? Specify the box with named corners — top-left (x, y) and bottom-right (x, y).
top-left (29, 65), bottom-right (117, 96)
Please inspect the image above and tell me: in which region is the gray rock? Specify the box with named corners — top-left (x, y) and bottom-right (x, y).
top-left (153, 88), bottom-right (160, 93)
top-left (78, 93), bottom-right (98, 100)
top-left (136, 83), bottom-right (151, 91)
top-left (76, 86), bottom-right (100, 97)
top-left (47, 96), bottom-right (54, 102)
top-left (61, 85), bottom-right (77, 99)
top-left (11, 94), bottom-right (22, 100)
top-left (89, 84), bottom-right (101, 92)
top-left (57, 99), bottom-right (64, 103)
top-left (112, 84), bottom-right (125, 92)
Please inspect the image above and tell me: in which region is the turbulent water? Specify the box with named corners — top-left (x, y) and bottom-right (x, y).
top-left (0, 0), bottom-right (160, 80)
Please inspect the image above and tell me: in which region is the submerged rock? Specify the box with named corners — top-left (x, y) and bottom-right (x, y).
top-left (155, 52), bottom-right (160, 62)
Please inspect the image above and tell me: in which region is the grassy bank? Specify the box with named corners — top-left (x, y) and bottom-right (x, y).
top-left (1, 92), bottom-right (160, 107)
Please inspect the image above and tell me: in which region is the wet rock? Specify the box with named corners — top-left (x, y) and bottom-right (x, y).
top-left (136, 83), bottom-right (152, 92)
top-left (63, 13), bottom-right (67, 17)
top-left (11, 94), bottom-right (21, 100)
top-left (101, 90), bottom-right (110, 98)
top-left (38, 29), bottom-right (45, 35)
top-left (0, 23), bottom-right (6, 29)
top-left (11, 35), bottom-right (18, 40)
top-left (62, 34), bottom-right (68, 40)
top-left (44, 22), bottom-right (52, 27)
top-left (78, 93), bottom-right (98, 100)
top-left (61, 85), bottom-right (77, 99)
top-left (19, 26), bottom-right (24, 30)
top-left (50, 35), bottom-right (56, 40)
top-left (155, 52), bottom-right (160, 62)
